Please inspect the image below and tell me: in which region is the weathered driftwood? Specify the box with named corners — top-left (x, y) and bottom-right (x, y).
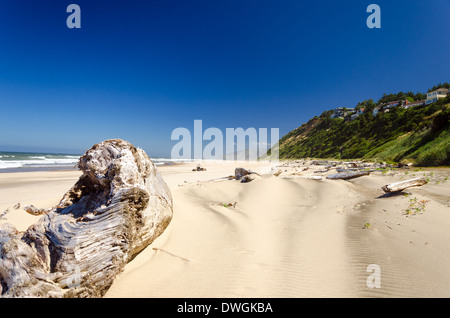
top-left (23, 205), bottom-right (51, 216)
top-left (306, 176), bottom-right (323, 180)
top-left (240, 174), bottom-right (261, 183)
top-left (0, 139), bottom-right (173, 298)
top-left (235, 167), bottom-right (252, 180)
top-left (311, 160), bottom-right (328, 166)
top-left (336, 168), bottom-right (359, 173)
top-left (381, 177), bottom-right (428, 193)
top-left (192, 164), bottom-right (207, 171)
top-left (273, 170), bottom-right (283, 177)
top-left (326, 171), bottom-right (370, 180)
top-left (0, 210), bottom-right (8, 220)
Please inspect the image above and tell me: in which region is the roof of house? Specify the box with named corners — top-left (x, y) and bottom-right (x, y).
top-left (429, 88), bottom-right (449, 94)
top-left (407, 100), bottom-right (425, 104)
top-left (333, 107), bottom-right (354, 112)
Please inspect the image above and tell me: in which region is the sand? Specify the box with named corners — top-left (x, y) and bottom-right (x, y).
top-left (1, 162), bottom-right (450, 298)
top-left (0, 170), bottom-right (82, 231)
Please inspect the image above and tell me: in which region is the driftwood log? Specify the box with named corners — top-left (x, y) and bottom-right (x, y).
top-left (0, 139), bottom-right (173, 298)
top-left (302, 176), bottom-right (323, 180)
top-left (240, 174), bottom-right (261, 183)
top-left (192, 164), bottom-right (207, 171)
top-left (23, 205), bottom-right (51, 216)
top-left (336, 168), bottom-right (359, 172)
top-left (235, 167), bottom-right (252, 180)
top-left (381, 177), bottom-right (428, 193)
top-left (326, 171), bottom-right (370, 180)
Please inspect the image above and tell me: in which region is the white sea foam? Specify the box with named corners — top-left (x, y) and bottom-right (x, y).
top-left (0, 157), bottom-right (80, 170)
top-left (0, 155), bottom-right (188, 170)
top-left (150, 158), bottom-right (197, 166)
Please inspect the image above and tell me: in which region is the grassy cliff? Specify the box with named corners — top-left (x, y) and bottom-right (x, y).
top-left (279, 96), bottom-right (450, 166)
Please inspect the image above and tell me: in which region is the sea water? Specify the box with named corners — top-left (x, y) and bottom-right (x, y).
top-left (0, 151), bottom-right (188, 172)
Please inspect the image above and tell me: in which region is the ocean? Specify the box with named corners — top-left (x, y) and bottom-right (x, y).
top-left (0, 151), bottom-right (185, 173)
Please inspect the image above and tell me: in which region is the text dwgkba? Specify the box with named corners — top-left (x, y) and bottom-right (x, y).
top-left (222, 302), bottom-right (273, 313)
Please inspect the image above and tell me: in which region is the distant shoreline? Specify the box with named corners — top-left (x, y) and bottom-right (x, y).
top-left (0, 161), bottom-right (182, 174)
top-left (0, 151), bottom-right (187, 173)
top-left (0, 165), bottom-right (80, 174)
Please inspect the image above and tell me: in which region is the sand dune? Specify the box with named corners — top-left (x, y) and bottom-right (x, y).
top-left (105, 162), bottom-right (450, 298)
top-left (1, 162), bottom-right (450, 297)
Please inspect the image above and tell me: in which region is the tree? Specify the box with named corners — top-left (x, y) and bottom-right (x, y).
top-left (414, 92), bottom-right (426, 101)
top-left (428, 82), bottom-right (450, 93)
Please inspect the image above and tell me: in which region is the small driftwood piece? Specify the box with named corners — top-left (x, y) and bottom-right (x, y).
top-left (326, 171), bottom-right (370, 180)
top-left (23, 205), bottom-right (51, 216)
top-left (234, 168), bottom-right (261, 183)
top-left (381, 177), bottom-right (428, 193)
top-left (240, 174), bottom-right (261, 183)
top-left (0, 210), bottom-right (8, 220)
top-left (235, 167), bottom-right (252, 180)
top-left (192, 164), bottom-right (207, 171)
top-left (0, 139), bottom-right (173, 298)
top-left (302, 176), bottom-right (323, 180)
top-left (273, 170), bottom-right (283, 177)
top-left (347, 162), bottom-right (358, 168)
top-left (336, 168), bottom-right (358, 173)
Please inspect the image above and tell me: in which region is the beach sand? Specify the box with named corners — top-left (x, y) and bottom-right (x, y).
top-left (1, 162), bottom-right (450, 297)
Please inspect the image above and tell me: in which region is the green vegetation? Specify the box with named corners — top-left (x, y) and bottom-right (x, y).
top-left (221, 202), bottom-right (237, 208)
top-left (363, 123), bottom-right (450, 166)
top-left (428, 82), bottom-right (450, 93)
top-left (378, 91), bottom-right (426, 104)
top-left (363, 222), bottom-right (372, 229)
top-left (404, 197), bottom-right (430, 215)
top-left (278, 85), bottom-right (450, 167)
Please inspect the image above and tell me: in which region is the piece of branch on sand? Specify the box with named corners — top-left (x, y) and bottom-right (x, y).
top-left (235, 168), bottom-right (261, 182)
top-left (0, 209), bottom-right (9, 220)
top-left (192, 164), bottom-right (207, 171)
top-left (23, 205), bottom-right (51, 216)
top-left (381, 178), bottom-right (428, 193)
top-left (326, 171), bottom-right (370, 180)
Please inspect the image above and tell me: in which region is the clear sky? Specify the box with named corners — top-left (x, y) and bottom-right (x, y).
top-left (0, 0), bottom-right (448, 156)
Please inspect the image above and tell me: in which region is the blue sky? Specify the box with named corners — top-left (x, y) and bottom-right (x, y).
top-left (0, 0), bottom-right (448, 156)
